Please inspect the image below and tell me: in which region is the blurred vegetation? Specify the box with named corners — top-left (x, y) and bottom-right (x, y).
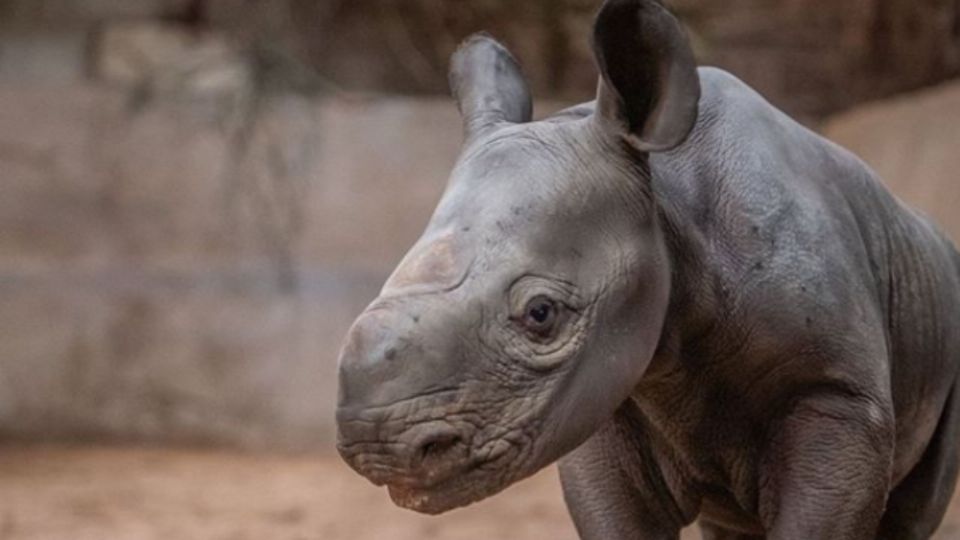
top-left (198, 0), bottom-right (960, 120)
top-left (0, 0), bottom-right (958, 119)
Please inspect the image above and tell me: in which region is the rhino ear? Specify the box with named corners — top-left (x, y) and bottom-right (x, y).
top-left (449, 33), bottom-right (533, 140)
top-left (592, 0), bottom-right (700, 152)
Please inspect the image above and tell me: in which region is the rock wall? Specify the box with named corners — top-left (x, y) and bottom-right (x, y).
top-left (0, 77), bottom-right (464, 449)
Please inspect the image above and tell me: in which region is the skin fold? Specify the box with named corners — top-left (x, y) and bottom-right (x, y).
top-left (335, 0), bottom-right (960, 538)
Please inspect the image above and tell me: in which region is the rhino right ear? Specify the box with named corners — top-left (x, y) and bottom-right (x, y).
top-left (449, 33), bottom-right (533, 141)
top-left (592, 0), bottom-right (700, 152)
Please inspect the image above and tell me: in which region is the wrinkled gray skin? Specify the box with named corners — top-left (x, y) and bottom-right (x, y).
top-left (335, 0), bottom-right (960, 538)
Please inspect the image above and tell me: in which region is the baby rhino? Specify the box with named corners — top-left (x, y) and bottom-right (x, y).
top-left (335, 0), bottom-right (960, 538)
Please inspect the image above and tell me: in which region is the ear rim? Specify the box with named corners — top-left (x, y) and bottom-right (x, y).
top-left (449, 33), bottom-right (534, 141)
top-left (592, 0), bottom-right (701, 153)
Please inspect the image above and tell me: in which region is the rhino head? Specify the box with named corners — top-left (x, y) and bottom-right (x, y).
top-left (336, 0), bottom-right (700, 514)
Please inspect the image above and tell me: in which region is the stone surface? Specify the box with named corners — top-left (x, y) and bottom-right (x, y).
top-left (95, 21), bottom-right (251, 102)
top-left (0, 28), bottom-right (87, 83)
top-left (0, 78), bottom-right (464, 449)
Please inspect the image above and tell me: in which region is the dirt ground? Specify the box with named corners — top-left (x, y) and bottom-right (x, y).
top-left (1, 446), bottom-right (960, 540)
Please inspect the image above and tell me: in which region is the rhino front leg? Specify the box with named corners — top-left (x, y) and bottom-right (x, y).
top-left (759, 392), bottom-right (895, 539)
top-left (559, 418), bottom-right (687, 540)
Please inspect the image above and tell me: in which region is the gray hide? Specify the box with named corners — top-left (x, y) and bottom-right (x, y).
top-left (336, 0), bottom-right (960, 538)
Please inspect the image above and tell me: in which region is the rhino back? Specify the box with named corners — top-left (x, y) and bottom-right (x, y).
top-left (650, 67), bottom-right (960, 481)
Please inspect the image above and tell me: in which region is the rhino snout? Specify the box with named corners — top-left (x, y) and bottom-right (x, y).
top-left (337, 417), bottom-right (473, 487)
top-left (335, 307), bottom-right (408, 409)
top-left (335, 302), bottom-right (484, 488)
top-left (336, 302), bottom-right (462, 407)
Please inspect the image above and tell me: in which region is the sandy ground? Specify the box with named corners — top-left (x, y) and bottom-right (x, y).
top-left (1, 446), bottom-right (960, 540)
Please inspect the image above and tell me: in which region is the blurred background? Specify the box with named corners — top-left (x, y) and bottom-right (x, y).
top-left (0, 0), bottom-right (959, 539)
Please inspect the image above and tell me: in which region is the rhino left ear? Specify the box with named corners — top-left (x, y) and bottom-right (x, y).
top-left (449, 33), bottom-right (533, 141)
top-left (593, 0), bottom-right (700, 152)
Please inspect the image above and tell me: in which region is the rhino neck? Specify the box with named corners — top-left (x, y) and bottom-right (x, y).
top-left (640, 174), bottom-right (721, 384)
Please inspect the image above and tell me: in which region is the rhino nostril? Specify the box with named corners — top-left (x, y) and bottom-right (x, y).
top-left (416, 432), bottom-right (463, 465)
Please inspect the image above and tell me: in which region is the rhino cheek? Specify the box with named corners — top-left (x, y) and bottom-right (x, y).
top-left (533, 255), bottom-right (672, 465)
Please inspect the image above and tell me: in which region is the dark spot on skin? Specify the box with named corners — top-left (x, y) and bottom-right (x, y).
top-left (385, 348), bottom-right (398, 362)
top-left (800, 285), bottom-right (807, 293)
top-left (413, 314), bottom-right (421, 324)
top-left (805, 316), bottom-right (814, 327)
top-left (754, 261), bottom-right (764, 271)
top-left (461, 226), bottom-right (471, 232)
top-left (751, 225), bottom-right (760, 235)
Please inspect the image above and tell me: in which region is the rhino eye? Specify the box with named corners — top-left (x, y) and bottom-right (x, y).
top-left (522, 296), bottom-right (558, 337)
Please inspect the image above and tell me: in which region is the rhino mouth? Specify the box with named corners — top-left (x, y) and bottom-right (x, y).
top-left (338, 396), bottom-right (543, 514)
top-left (387, 471), bottom-right (502, 514)
top-left (373, 435), bottom-right (526, 514)
top-left (385, 447), bottom-right (522, 514)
